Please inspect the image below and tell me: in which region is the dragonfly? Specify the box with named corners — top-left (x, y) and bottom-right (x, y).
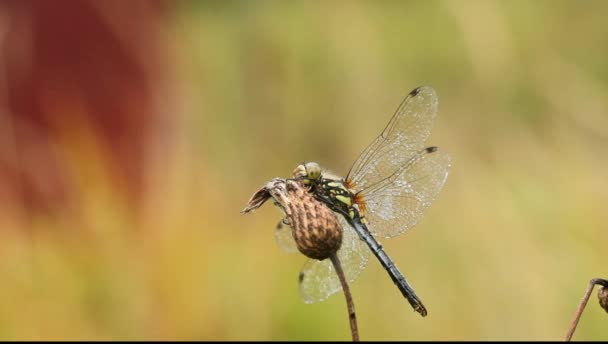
top-left (278, 86), bottom-right (451, 316)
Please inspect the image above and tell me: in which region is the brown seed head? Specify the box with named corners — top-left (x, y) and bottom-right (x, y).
top-left (242, 178), bottom-right (343, 260)
top-left (599, 285), bottom-right (608, 313)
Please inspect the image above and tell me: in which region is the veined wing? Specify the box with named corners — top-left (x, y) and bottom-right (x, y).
top-left (298, 216), bottom-right (370, 303)
top-left (360, 147), bottom-right (450, 238)
top-left (346, 86), bottom-right (439, 194)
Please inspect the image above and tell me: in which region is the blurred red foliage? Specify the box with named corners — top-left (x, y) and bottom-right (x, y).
top-left (0, 0), bottom-right (170, 219)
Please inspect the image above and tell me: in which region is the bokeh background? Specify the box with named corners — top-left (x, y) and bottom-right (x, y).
top-left (0, 0), bottom-right (606, 340)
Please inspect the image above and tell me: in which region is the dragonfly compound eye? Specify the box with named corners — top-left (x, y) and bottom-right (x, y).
top-left (304, 162), bottom-right (322, 180)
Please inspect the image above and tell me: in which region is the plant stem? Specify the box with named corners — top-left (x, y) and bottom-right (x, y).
top-left (330, 252), bottom-right (359, 342)
top-left (564, 278), bottom-right (608, 341)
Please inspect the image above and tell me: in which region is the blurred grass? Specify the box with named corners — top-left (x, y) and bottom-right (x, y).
top-left (1, 0), bottom-right (608, 340)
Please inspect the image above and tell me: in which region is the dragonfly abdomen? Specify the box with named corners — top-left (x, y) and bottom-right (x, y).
top-left (346, 211), bottom-right (428, 317)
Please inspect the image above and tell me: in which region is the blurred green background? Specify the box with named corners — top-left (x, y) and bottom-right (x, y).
top-left (1, 0), bottom-right (607, 341)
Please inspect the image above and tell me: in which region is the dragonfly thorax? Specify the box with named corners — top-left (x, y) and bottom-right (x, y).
top-left (317, 179), bottom-right (356, 214)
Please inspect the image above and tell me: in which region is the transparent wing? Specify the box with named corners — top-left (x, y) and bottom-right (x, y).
top-left (274, 219), bottom-right (298, 253)
top-left (346, 86), bottom-right (439, 194)
top-left (298, 216), bottom-right (370, 303)
top-left (361, 148), bottom-right (451, 238)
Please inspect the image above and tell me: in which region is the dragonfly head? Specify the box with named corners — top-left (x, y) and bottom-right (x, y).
top-left (292, 162), bottom-right (322, 185)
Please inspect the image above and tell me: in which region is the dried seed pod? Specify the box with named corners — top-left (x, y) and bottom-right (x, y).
top-left (242, 178), bottom-right (343, 260)
top-left (599, 285), bottom-right (608, 313)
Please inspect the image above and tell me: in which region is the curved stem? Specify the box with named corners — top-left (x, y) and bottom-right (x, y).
top-left (564, 278), bottom-right (608, 341)
top-left (330, 252), bottom-right (359, 342)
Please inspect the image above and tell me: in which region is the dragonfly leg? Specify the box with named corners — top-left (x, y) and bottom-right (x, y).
top-left (278, 217), bottom-right (290, 227)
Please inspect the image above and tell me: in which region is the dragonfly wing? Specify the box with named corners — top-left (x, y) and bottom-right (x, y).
top-left (298, 258), bottom-right (337, 304)
top-left (298, 217), bottom-right (370, 303)
top-left (274, 219), bottom-right (299, 253)
top-left (335, 216), bottom-right (370, 288)
top-left (347, 86), bottom-right (439, 193)
top-left (360, 148), bottom-right (451, 238)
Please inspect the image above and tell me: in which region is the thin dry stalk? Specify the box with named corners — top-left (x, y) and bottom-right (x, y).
top-left (564, 278), bottom-right (608, 341)
top-left (330, 252), bottom-right (359, 342)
